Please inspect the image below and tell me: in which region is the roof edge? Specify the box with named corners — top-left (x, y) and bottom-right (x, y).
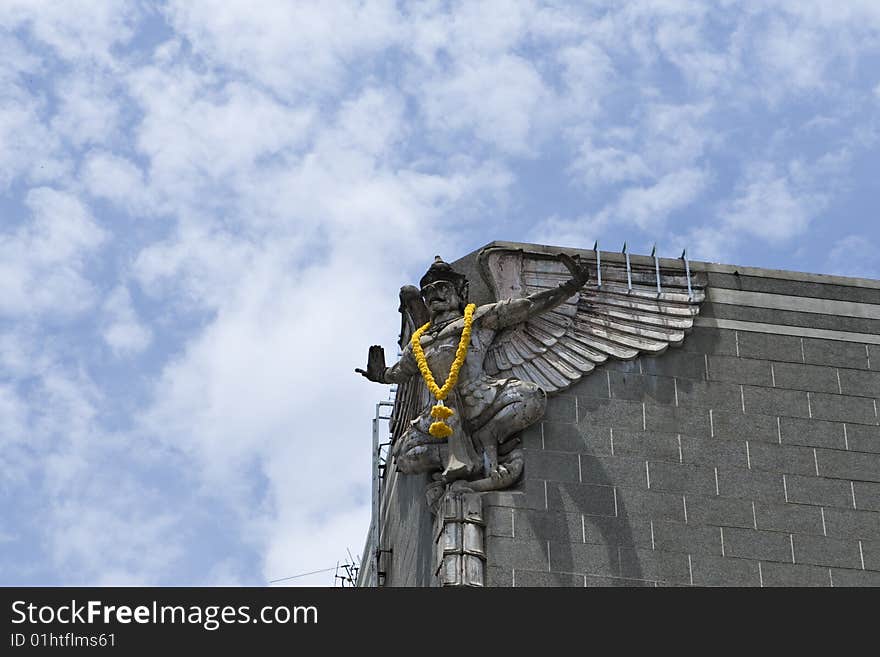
top-left (472, 240), bottom-right (880, 290)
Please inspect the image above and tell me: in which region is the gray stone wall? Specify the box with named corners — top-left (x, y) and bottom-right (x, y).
top-left (481, 253), bottom-right (880, 587)
top-left (365, 242), bottom-right (880, 587)
top-left (372, 468), bottom-right (436, 586)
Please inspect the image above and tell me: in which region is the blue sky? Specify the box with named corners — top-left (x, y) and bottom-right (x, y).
top-left (1, 1), bottom-right (879, 586)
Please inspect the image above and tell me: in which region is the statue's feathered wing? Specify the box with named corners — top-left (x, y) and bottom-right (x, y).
top-left (389, 286), bottom-right (431, 444)
top-left (479, 246), bottom-right (707, 393)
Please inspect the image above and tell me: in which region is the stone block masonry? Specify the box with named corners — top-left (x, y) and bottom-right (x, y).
top-left (474, 242), bottom-right (880, 587)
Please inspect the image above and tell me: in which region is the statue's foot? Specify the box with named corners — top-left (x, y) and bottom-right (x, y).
top-left (460, 458), bottom-right (523, 493)
top-left (487, 465), bottom-right (510, 484)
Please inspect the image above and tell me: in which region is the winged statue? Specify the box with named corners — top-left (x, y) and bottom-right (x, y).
top-left (357, 245), bottom-right (706, 500)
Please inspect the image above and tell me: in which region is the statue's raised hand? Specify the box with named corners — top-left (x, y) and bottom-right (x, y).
top-left (558, 252), bottom-right (590, 291)
top-left (355, 345), bottom-right (387, 382)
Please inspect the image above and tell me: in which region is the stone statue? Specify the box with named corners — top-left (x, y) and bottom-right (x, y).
top-left (357, 245), bottom-right (705, 586)
top-left (358, 253), bottom-right (590, 493)
top-left (357, 246), bottom-right (706, 497)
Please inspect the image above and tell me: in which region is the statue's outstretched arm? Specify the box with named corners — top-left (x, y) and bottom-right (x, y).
top-left (481, 253), bottom-right (589, 330)
top-left (523, 253), bottom-right (589, 315)
top-left (356, 343), bottom-right (418, 384)
top-left (383, 343), bottom-right (419, 383)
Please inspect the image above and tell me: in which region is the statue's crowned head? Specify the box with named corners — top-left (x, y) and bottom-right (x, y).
top-left (419, 256), bottom-right (469, 314)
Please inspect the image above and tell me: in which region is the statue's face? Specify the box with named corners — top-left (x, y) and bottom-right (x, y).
top-left (421, 280), bottom-right (461, 315)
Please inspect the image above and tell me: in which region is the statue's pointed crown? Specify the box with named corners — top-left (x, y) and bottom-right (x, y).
top-left (419, 255), bottom-right (467, 290)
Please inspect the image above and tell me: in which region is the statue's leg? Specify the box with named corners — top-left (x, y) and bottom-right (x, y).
top-left (441, 390), bottom-right (480, 482)
top-left (397, 442), bottom-right (443, 473)
top-left (394, 426), bottom-right (446, 474)
top-left (470, 381), bottom-right (546, 477)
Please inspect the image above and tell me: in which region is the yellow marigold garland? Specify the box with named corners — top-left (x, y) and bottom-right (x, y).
top-left (411, 303), bottom-right (476, 438)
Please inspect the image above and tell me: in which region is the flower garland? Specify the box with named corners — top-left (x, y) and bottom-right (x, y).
top-left (411, 302), bottom-right (476, 438)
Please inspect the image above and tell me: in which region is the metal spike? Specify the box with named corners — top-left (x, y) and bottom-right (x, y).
top-left (623, 242), bottom-right (632, 292)
top-left (653, 244), bottom-right (661, 297)
top-left (594, 240), bottom-right (602, 288)
top-left (681, 248), bottom-right (693, 301)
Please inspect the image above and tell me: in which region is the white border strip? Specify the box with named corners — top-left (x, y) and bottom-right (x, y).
top-left (694, 317), bottom-right (880, 345)
top-left (708, 288), bottom-right (880, 320)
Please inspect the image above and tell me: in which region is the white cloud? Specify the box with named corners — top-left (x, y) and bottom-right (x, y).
top-left (312, 87), bottom-right (406, 165)
top-left (0, 384), bottom-right (27, 453)
top-left (101, 285), bottom-right (153, 356)
top-left (51, 73), bottom-right (122, 148)
top-left (125, 66), bottom-right (315, 217)
top-left (751, 19), bottom-right (829, 99)
top-left (0, 40), bottom-right (68, 189)
top-left (0, 315), bottom-right (190, 584)
top-left (720, 163), bottom-right (819, 242)
top-left (264, 506), bottom-right (368, 587)
top-left (46, 481), bottom-right (185, 585)
top-left (132, 225), bottom-right (258, 311)
top-left (673, 225), bottom-right (730, 264)
top-left (82, 150), bottom-right (149, 213)
top-left (0, 98), bottom-right (63, 189)
top-left (164, 0), bottom-right (402, 99)
top-left (51, 472), bottom-right (186, 587)
top-left (616, 168), bottom-right (709, 228)
top-left (527, 212), bottom-right (608, 251)
top-left (417, 54), bottom-right (551, 155)
top-left (826, 235), bottom-right (879, 280)
top-left (554, 39), bottom-right (615, 119)
top-left (570, 144), bottom-right (652, 187)
top-left (0, 187), bottom-right (105, 318)
top-left (641, 103), bottom-right (714, 170)
top-left (0, 366), bottom-right (44, 493)
top-left (695, 144), bottom-right (856, 261)
top-left (537, 165), bottom-right (709, 244)
top-left (137, 246), bottom-right (399, 579)
top-left (0, 0), bottom-right (139, 64)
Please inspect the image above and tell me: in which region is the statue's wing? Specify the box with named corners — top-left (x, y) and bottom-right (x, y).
top-left (478, 246), bottom-right (706, 393)
top-left (389, 286), bottom-right (431, 443)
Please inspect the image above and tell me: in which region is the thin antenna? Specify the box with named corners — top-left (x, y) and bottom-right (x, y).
top-left (593, 241), bottom-right (602, 288)
top-left (268, 566), bottom-right (339, 584)
top-left (334, 552), bottom-right (360, 587)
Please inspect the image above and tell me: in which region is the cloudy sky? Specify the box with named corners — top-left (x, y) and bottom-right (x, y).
top-left (1, 1), bottom-right (879, 586)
